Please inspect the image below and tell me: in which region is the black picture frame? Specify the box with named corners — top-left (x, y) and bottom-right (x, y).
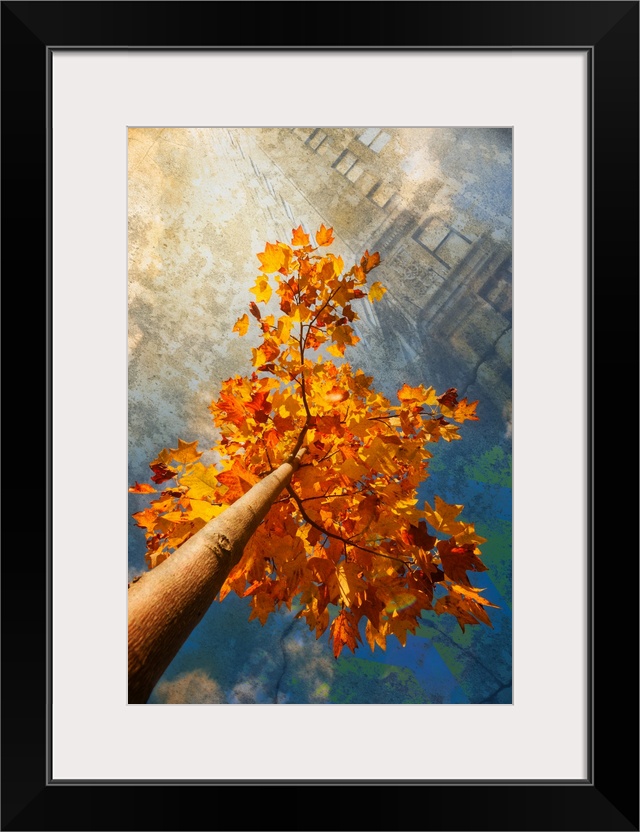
top-left (2, 2), bottom-right (638, 830)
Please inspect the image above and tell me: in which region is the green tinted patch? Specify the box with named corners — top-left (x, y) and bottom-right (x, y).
top-left (475, 519), bottom-right (512, 606)
top-left (464, 446), bottom-right (512, 487)
top-left (329, 657), bottom-right (429, 703)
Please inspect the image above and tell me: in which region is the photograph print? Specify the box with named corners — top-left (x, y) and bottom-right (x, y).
top-left (127, 126), bottom-right (513, 706)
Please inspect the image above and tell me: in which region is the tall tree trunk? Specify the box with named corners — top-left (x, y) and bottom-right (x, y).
top-left (128, 447), bottom-right (307, 704)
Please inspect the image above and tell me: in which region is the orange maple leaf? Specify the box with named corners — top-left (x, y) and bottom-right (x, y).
top-left (325, 385), bottom-right (349, 405)
top-left (257, 241), bottom-right (286, 274)
top-left (129, 482), bottom-right (157, 494)
top-left (437, 538), bottom-right (487, 586)
top-left (401, 520), bottom-right (436, 551)
top-left (233, 313), bottom-right (249, 336)
top-left (217, 460), bottom-right (259, 502)
top-left (330, 610), bottom-right (362, 658)
top-left (360, 250), bottom-right (380, 273)
top-left (133, 508), bottom-right (162, 532)
top-left (149, 462), bottom-right (178, 484)
top-left (291, 225), bottom-right (310, 247)
top-left (315, 224), bottom-right (334, 247)
top-left (453, 398), bottom-right (479, 422)
top-left (437, 388), bottom-right (459, 409)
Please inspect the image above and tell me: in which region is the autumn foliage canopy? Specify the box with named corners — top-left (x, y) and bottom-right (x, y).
top-left (130, 224), bottom-right (497, 658)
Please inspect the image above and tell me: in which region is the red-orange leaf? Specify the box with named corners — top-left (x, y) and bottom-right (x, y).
top-left (329, 610), bottom-right (361, 658)
top-left (437, 388), bottom-right (459, 409)
top-left (217, 460), bottom-right (259, 502)
top-left (129, 482), bottom-right (157, 494)
top-left (437, 538), bottom-right (487, 586)
top-left (325, 385), bottom-right (349, 404)
top-left (360, 250), bottom-right (380, 273)
top-left (401, 520), bottom-right (436, 551)
top-left (149, 462), bottom-right (178, 484)
top-left (246, 390), bottom-right (271, 423)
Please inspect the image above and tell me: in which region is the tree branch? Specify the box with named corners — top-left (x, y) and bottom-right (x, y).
top-left (286, 484), bottom-right (409, 565)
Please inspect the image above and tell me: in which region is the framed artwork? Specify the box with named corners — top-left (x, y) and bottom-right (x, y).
top-left (3, 1), bottom-right (637, 830)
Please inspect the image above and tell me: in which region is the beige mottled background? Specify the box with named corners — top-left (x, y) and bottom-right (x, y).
top-left (128, 127), bottom-right (513, 705)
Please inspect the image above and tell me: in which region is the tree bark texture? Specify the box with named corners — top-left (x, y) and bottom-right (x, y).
top-left (128, 448), bottom-right (307, 704)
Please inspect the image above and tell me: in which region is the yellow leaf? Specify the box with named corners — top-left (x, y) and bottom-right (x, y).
top-left (187, 500), bottom-right (225, 523)
top-left (169, 438), bottom-right (203, 465)
top-left (330, 255), bottom-right (344, 278)
top-left (181, 463), bottom-right (219, 500)
top-left (277, 316), bottom-right (292, 343)
top-left (437, 422), bottom-right (462, 442)
top-left (257, 241), bottom-right (285, 273)
top-left (149, 497), bottom-right (175, 514)
top-left (335, 562), bottom-right (365, 607)
top-left (280, 394), bottom-right (301, 418)
top-left (368, 282), bottom-right (387, 303)
top-left (424, 495), bottom-right (464, 534)
top-left (250, 276), bottom-right (272, 304)
top-left (291, 303), bottom-right (312, 323)
top-left (161, 510), bottom-right (191, 524)
top-left (362, 436), bottom-right (396, 475)
top-left (326, 343), bottom-right (345, 358)
top-left (453, 524), bottom-right (488, 546)
top-left (252, 346), bottom-right (270, 368)
top-left (397, 383), bottom-right (438, 406)
top-left (449, 582), bottom-right (499, 608)
top-left (340, 456), bottom-right (369, 480)
top-left (365, 619), bottom-right (387, 652)
top-left (233, 313), bottom-right (249, 336)
top-left (150, 447), bottom-right (172, 466)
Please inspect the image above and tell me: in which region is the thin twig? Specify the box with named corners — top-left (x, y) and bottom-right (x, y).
top-left (286, 484), bottom-right (409, 565)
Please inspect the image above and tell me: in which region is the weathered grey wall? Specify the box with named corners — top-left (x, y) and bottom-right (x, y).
top-left (129, 126), bottom-right (512, 480)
